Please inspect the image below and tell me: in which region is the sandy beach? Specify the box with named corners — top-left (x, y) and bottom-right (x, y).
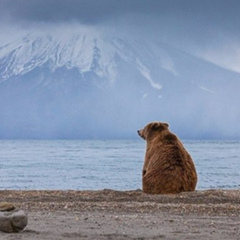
top-left (1, 189), bottom-right (240, 239)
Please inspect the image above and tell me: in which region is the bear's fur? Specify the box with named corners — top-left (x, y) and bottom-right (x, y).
top-left (138, 121), bottom-right (197, 194)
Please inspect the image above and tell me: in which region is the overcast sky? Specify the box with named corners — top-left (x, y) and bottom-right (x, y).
top-left (0, 0), bottom-right (240, 72)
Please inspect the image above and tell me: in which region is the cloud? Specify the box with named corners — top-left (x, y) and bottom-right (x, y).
top-left (1, 0), bottom-right (239, 29)
top-left (0, 0), bottom-right (148, 24)
top-left (198, 42), bottom-right (240, 73)
top-left (0, 0), bottom-right (240, 71)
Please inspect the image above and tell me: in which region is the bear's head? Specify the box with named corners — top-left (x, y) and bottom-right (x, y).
top-left (137, 121), bottom-right (169, 140)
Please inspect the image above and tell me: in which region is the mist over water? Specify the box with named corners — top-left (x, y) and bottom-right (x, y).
top-left (0, 29), bottom-right (240, 140)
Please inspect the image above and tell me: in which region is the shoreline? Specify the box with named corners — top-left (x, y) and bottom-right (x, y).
top-left (1, 189), bottom-right (240, 239)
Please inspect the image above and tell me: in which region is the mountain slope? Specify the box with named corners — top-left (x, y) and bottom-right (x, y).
top-left (0, 31), bottom-right (239, 139)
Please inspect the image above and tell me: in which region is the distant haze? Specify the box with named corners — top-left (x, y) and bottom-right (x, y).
top-left (0, 0), bottom-right (240, 139)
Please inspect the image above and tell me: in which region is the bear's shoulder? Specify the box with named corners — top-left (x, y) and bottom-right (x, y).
top-left (157, 130), bottom-right (178, 144)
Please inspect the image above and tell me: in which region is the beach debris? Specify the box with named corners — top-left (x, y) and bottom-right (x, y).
top-left (0, 202), bottom-right (15, 212)
top-left (0, 209), bottom-right (28, 233)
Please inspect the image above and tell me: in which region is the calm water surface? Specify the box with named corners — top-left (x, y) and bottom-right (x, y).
top-left (0, 140), bottom-right (239, 190)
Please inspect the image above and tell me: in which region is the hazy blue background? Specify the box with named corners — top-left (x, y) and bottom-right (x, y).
top-left (0, 0), bottom-right (240, 139)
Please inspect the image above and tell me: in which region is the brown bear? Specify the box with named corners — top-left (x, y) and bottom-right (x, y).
top-left (138, 121), bottom-right (197, 194)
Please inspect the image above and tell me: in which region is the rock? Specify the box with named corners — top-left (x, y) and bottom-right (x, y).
top-left (0, 202), bottom-right (15, 212)
top-left (0, 210), bottom-right (28, 233)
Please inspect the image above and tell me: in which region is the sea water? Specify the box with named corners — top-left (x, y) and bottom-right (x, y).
top-left (0, 140), bottom-right (239, 190)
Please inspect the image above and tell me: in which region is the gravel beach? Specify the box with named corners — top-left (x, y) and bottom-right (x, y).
top-left (1, 189), bottom-right (240, 239)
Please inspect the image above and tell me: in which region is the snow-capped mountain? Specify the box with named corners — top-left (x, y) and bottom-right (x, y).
top-left (0, 31), bottom-right (172, 90)
top-left (0, 30), bottom-right (240, 139)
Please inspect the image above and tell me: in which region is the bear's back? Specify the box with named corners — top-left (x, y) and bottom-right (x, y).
top-left (143, 130), bottom-right (197, 194)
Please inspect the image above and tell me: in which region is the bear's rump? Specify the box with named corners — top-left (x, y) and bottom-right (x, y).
top-left (142, 167), bottom-right (186, 194)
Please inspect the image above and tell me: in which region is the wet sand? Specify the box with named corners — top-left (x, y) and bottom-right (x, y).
top-left (1, 189), bottom-right (240, 239)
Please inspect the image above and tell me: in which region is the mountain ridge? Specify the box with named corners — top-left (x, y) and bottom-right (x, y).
top-left (0, 32), bottom-right (181, 85)
top-left (0, 31), bottom-right (240, 139)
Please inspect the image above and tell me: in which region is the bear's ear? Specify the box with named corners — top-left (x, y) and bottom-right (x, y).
top-left (151, 122), bottom-right (161, 131)
top-left (152, 122), bottom-right (169, 130)
top-left (163, 122), bottom-right (169, 128)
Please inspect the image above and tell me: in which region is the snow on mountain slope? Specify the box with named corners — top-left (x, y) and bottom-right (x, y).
top-left (0, 31), bottom-right (176, 91)
top-left (0, 33), bottom-right (113, 80)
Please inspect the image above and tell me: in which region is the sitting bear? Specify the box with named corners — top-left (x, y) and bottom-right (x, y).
top-left (138, 121), bottom-right (197, 194)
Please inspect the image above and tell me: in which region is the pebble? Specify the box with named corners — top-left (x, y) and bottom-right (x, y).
top-left (0, 209), bottom-right (28, 233)
top-left (0, 202), bottom-right (15, 212)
